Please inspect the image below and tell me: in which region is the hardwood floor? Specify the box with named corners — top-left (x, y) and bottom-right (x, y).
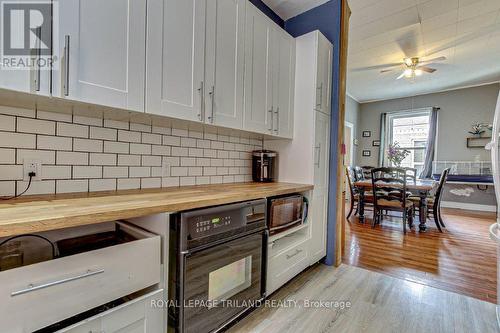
top-left (343, 207), bottom-right (497, 303)
top-left (229, 264), bottom-right (498, 333)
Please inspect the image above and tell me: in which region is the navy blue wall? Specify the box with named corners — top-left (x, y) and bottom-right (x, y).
top-left (250, 0), bottom-right (284, 27)
top-left (285, 0), bottom-right (342, 266)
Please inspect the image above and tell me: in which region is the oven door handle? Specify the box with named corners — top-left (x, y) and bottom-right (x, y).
top-left (270, 218), bottom-right (303, 231)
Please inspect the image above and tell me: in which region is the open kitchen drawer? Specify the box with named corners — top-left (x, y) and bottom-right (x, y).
top-left (0, 221), bottom-right (161, 332)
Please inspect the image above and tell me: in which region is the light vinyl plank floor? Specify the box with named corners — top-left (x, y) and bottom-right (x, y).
top-left (229, 264), bottom-right (499, 333)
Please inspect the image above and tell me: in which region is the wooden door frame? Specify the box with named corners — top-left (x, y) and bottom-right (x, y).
top-left (335, 0), bottom-right (351, 266)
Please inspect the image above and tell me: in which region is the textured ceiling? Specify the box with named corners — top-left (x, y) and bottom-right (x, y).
top-left (261, 0), bottom-right (329, 20)
top-left (347, 0), bottom-right (500, 102)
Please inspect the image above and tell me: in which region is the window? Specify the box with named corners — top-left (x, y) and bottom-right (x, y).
top-left (386, 110), bottom-right (431, 175)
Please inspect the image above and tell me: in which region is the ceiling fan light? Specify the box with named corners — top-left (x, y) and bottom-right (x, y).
top-left (403, 69), bottom-right (413, 78)
top-left (414, 69), bottom-right (423, 76)
top-left (404, 58), bottom-right (413, 66)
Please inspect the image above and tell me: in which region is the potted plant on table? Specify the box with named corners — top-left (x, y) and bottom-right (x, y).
top-left (387, 142), bottom-right (410, 167)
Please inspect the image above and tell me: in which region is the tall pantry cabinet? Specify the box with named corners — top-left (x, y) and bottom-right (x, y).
top-left (265, 30), bottom-right (333, 264)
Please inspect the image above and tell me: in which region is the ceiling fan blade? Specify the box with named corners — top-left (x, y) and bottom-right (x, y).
top-left (418, 66), bottom-right (436, 73)
top-left (351, 62), bottom-right (403, 72)
top-left (380, 68), bottom-right (396, 73)
top-left (396, 72), bottom-right (406, 80)
top-left (420, 56), bottom-right (446, 64)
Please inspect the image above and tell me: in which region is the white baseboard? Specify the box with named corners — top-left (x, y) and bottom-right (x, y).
top-left (441, 201), bottom-right (497, 212)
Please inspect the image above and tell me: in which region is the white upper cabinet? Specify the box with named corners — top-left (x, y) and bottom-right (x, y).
top-left (146, 0), bottom-right (206, 122)
top-left (0, 0), bottom-right (51, 95)
top-left (272, 27), bottom-right (295, 139)
top-left (54, 0), bottom-right (147, 112)
top-left (314, 33), bottom-right (333, 115)
top-left (243, 2), bottom-right (274, 134)
top-left (244, 2), bottom-right (295, 138)
top-left (205, 0), bottom-right (246, 129)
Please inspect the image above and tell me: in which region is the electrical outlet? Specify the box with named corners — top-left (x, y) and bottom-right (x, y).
top-left (23, 160), bottom-right (42, 181)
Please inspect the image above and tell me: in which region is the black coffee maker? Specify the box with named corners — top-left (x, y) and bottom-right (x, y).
top-left (252, 150), bottom-right (277, 182)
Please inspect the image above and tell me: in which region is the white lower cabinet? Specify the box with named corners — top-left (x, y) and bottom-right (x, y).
top-left (58, 289), bottom-right (164, 333)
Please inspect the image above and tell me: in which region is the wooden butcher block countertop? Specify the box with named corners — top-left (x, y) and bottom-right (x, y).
top-left (0, 182), bottom-right (313, 238)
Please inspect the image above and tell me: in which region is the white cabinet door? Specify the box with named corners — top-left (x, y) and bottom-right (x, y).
top-left (309, 111), bottom-right (330, 263)
top-left (314, 33), bottom-right (332, 115)
top-left (271, 28), bottom-right (295, 138)
top-left (309, 190), bottom-right (328, 263)
top-left (146, 0), bottom-right (206, 122)
top-left (54, 0), bottom-right (146, 112)
top-left (205, 0), bottom-right (245, 129)
top-left (244, 2), bottom-right (273, 134)
top-left (0, 0), bottom-right (51, 95)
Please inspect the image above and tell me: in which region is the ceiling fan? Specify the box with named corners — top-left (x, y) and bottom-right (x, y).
top-left (380, 56), bottom-right (446, 79)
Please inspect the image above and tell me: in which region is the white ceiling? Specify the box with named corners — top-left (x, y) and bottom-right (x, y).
top-left (261, 0), bottom-right (329, 20)
top-left (347, 0), bottom-right (500, 102)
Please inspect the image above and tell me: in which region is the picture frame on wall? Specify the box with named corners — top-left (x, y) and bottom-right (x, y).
top-left (362, 150), bottom-right (371, 157)
top-left (362, 131), bottom-right (371, 137)
top-left (372, 140), bottom-right (380, 147)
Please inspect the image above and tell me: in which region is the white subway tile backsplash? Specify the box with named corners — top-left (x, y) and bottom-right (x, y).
top-left (0, 105), bottom-right (261, 196)
top-left (0, 132), bottom-right (36, 149)
top-left (103, 166), bottom-right (128, 178)
top-left (0, 115), bottom-right (15, 131)
top-left (104, 119), bottom-right (129, 130)
top-left (17, 180), bottom-right (55, 195)
top-left (57, 179), bottom-right (88, 193)
top-left (142, 133), bottom-right (162, 145)
top-left (0, 165), bottom-right (23, 180)
top-left (0, 181), bottom-right (15, 196)
top-left (57, 151), bottom-right (89, 165)
top-left (180, 177), bottom-right (196, 186)
top-left (73, 166), bottom-right (102, 179)
top-left (141, 177), bottom-right (161, 188)
top-left (89, 179), bottom-right (116, 192)
top-left (130, 143), bottom-right (151, 155)
top-left (118, 154), bottom-right (141, 166)
top-left (38, 135), bottom-right (72, 151)
top-left (0, 148), bottom-right (15, 164)
top-left (104, 141), bottom-right (129, 154)
top-left (142, 155), bottom-right (162, 167)
top-left (117, 178), bottom-right (140, 190)
top-left (57, 122), bottom-right (88, 138)
top-left (91, 126), bottom-right (117, 141)
top-left (43, 166), bottom-right (72, 180)
top-left (17, 149), bottom-right (55, 165)
top-left (130, 166), bottom-right (150, 178)
top-left (73, 138), bottom-right (103, 153)
top-left (90, 153), bottom-right (117, 166)
top-left (118, 130), bottom-right (141, 143)
top-left (73, 115), bottom-right (103, 126)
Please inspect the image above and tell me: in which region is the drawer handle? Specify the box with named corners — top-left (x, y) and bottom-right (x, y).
top-left (286, 249), bottom-right (303, 260)
top-left (11, 269), bottom-right (104, 297)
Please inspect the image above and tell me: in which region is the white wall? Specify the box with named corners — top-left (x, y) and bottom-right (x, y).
top-left (357, 83), bottom-right (500, 166)
top-left (345, 95), bottom-right (360, 165)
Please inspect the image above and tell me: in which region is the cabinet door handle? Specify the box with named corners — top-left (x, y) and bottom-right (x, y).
top-left (316, 83), bottom-right (323, 108)
top-left (11, 269), bottom-right (105, 297)
top-left (208, 85), bottom-right (215, 123)
top-left (274, 107), bottom-right (279, 133)
top-left (286, 249), bottom-right (303, 259)
top-left (63, 35), bottom-right (70, 96)
top-left (33, 26), bottom-right (42, 92)
top-left (315, 143), bottom-right (321, 166)
top-left (197, 81), bottom-right (204, 121)
top-left (268, 106), bottom-right (274, 132)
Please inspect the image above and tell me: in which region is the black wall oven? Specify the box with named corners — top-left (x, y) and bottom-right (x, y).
top-left (169, 200), bottom-right (268, 333)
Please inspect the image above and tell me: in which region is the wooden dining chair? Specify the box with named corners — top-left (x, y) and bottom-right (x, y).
top-left (427, 168), bottom-right (450, 232)
top-left (361, 166), bottom-right (375, 179)
top-left (354, 166), bottom-right (365, 181)
top-left (371, 167), bottom-right (414, 233)
top-left (345, 167), bottom-right (373, 220)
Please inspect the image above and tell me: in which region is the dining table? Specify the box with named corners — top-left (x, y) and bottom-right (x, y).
top-left (353, 178), bottom-right (437, 231)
